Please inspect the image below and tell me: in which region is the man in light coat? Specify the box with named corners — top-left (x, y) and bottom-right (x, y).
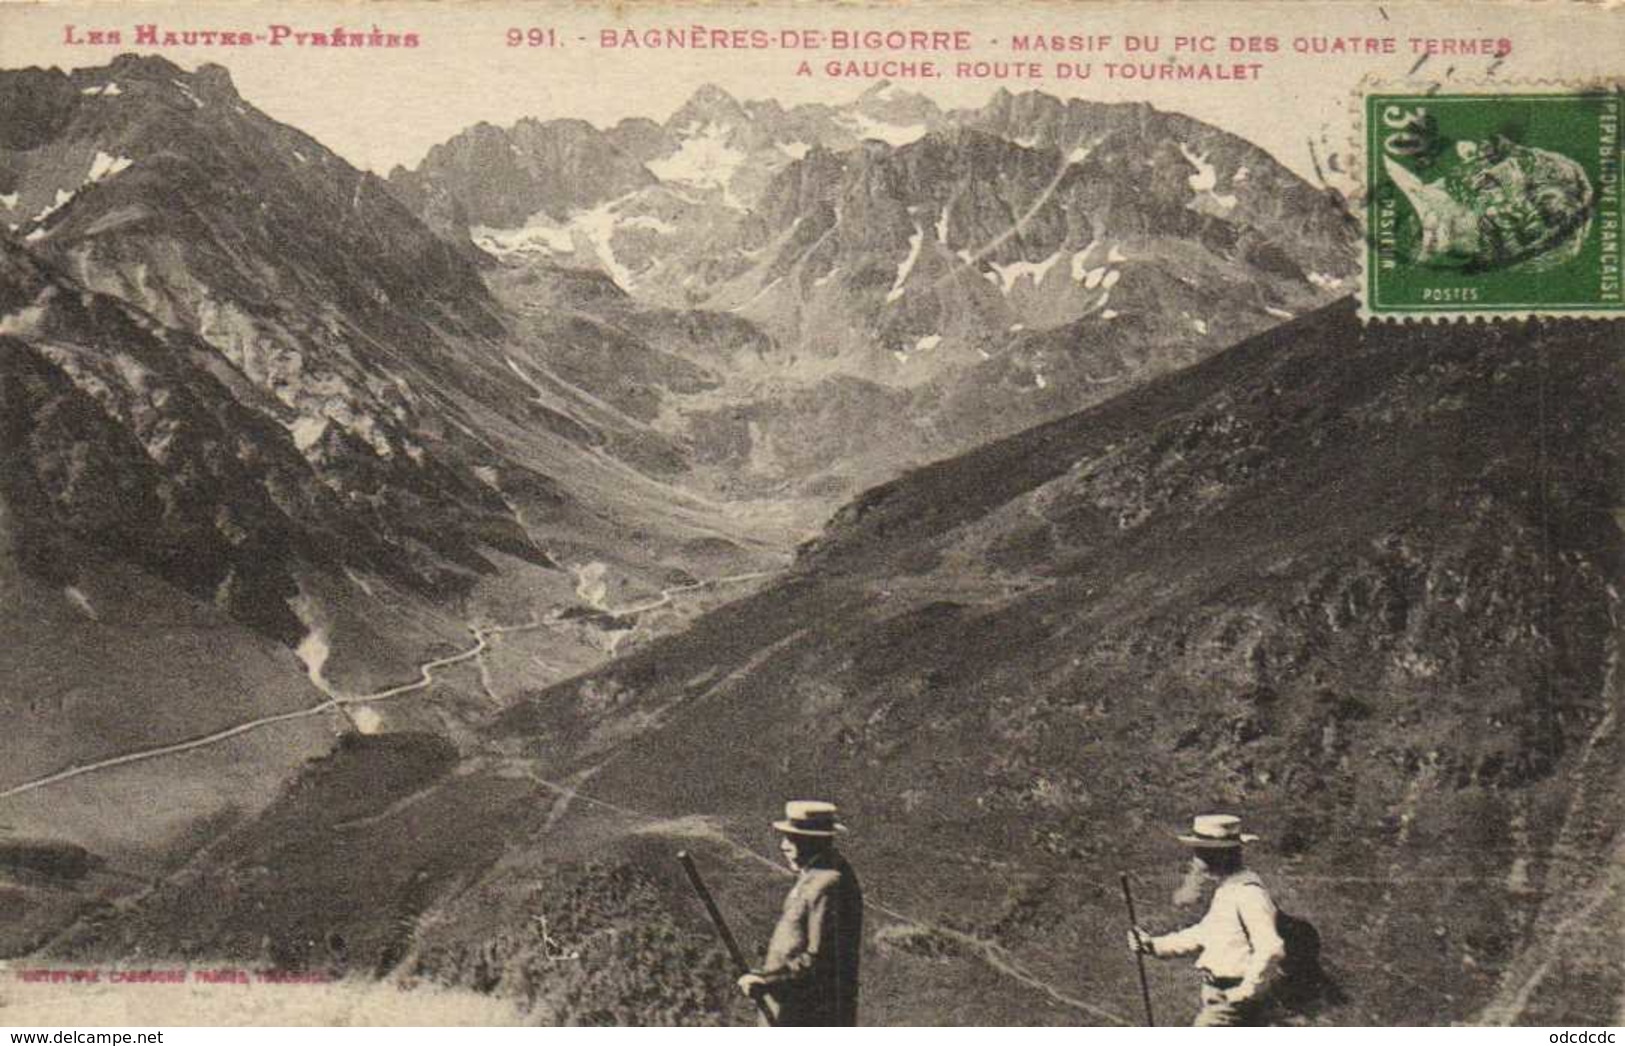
top-left (1128, 814), bottom-right (1286, 1026)
top-left (737, 801), bottom-right (864, 1026)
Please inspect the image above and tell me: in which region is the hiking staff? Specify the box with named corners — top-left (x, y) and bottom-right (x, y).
top-left (677, 850), bottom-right (776, 1025)
top-left (1127, 815), bottom-right (1286, 1027)
top-left (1120, 871), bottom-right (1157, 1027)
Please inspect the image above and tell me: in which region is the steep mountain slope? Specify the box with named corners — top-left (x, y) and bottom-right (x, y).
top-left (0, 57), bottom-right (548, 627)
top-left (0, 56), bottom-right (792, 910)
top-left (56, 301), bottom-right (1622, 1025)
top-left (388, 118), bottom-right (656, 231)
top-left (0, 57), bottom-right (785, 665)
top-left (0, 238), bottom-right (353, 872)
top-left (0, 237), bottom-right (436, 644)
top-left (959, 88), bottom-right (1352, 278)
top-left (486, 300), bottom-right (1622, 1026)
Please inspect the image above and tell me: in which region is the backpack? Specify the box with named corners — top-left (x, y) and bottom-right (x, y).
top-left (1275, 910), bottom-right (1320, 987)
top-left (1273, 908), bottom-right (1346, 1015)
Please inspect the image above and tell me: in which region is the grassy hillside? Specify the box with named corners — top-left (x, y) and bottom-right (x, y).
top-left (52, 300), bottom-right (1623, 1025)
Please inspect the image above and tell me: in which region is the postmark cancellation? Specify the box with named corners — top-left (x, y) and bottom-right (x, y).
top-left (1361, 83), bottom-right (1623, 321)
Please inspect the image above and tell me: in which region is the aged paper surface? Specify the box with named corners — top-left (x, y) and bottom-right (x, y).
top-left (0, 0), bottom-right (1620, 1027)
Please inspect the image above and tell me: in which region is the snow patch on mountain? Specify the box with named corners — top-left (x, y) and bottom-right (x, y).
top-left (63, 586), bottom-right (98, 621)
top-left (290, 594), bottom-right (339, 699)
top-left (473, 221), bottom-right (574, 256)
top-left (1179, 143), bottom-right (1238, 215)
top-left (33, 188), bottom-right (75, 223)
top-left (1265, 306), bottom-right (1294, 320)
top-left (839, 111), bottom-right (928, 147)
top-left (289, 416), bottom-right (329, 451)
top-left (1309, 271), bottom-right (1343, 290)
top-left (1, 193), bottom-right (18, 211)
top-left (647, 123), bottom-right (747, 200)
top-left (914, 334), bottom-right (941, 352)
top-left (887, 226), bottom-right (924, 302)
top-left (79, 82), bottom-right (122, 97)
top-left (108, 352), bottom-right (157, 398)
top-left (0, 292), bottom-right (53, 337)
top-left (1076, 262), bottom-right (1122, 290)
top-left (987, 251), bottom-right (1063, 294)
top-left (87, 151), bottom-right (134, 184)
top-left (620, 213), bottom-right (678, 234)
top-left (171, 79), bottom-right (204, 109)
top-left (1181, 143), bottom-right (1218, 193)
top-left (474, 193), bottom-right (659, 288)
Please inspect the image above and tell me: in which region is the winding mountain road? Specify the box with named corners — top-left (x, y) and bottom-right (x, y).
top-left (0, 571), bottom-right (773, 805)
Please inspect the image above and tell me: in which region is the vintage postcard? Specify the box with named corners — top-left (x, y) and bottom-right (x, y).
top-left (0, 0), bottom-right (1620, 1028)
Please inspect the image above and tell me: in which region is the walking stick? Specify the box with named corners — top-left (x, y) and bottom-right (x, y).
top-left (677, 850), bottom-right (776, 1026)
top-left (1119, 871), bottom-right (1157, 1027)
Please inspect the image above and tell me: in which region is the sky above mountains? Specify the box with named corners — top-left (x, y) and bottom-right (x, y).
top-left (2, 0), bottom-right (1610, 183)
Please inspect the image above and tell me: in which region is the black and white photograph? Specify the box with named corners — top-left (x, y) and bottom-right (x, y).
top-left (0, 0), bottom-right (1619, 1030)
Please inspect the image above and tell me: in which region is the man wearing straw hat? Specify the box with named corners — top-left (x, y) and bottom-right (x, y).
top-left (736, 801), bottom-right (864, 1026)
top-left (1127, 814), bottom-right (1286, 1026)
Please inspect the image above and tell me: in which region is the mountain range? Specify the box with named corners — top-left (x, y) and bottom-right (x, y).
top-left (389, 80), bottom-right (1359, 503)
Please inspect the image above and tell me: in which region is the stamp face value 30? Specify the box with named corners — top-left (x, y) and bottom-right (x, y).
top-left (1366, 89), bottom-right (1623, 318)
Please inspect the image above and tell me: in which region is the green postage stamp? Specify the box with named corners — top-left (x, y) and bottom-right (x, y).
top-left (1365, 87), bottom-right (1623, 319)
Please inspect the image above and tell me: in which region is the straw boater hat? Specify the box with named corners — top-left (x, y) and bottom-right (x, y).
top-left (1177, 814), bottom-right (1259, 849)
top-left (773, 800), bottom-right (846, 837)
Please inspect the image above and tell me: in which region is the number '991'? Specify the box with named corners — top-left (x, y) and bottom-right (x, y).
top-left (507, 28), bottom-right (558, 47)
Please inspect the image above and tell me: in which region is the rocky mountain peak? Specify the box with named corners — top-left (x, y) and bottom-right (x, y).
top-left (190, 62), bottom-right (237, 95)
top-left (854, 80), bottom-right (939, 124)
top-left (102, 52), bottom-right (185, 80)
top-left (667, 83), bottom-right (749, 131)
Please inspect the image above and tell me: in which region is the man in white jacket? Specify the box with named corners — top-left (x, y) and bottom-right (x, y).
top-left (1128, 815), bottom-right (1286, 1026)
